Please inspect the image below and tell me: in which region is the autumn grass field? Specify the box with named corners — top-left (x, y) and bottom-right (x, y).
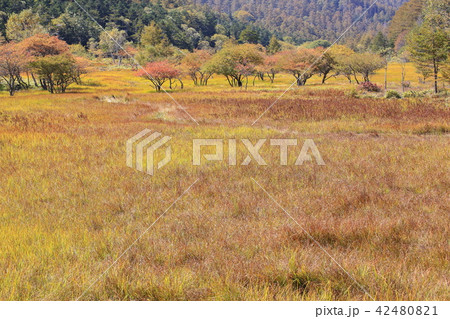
top-left (0, 63), bottom-right (449, 300)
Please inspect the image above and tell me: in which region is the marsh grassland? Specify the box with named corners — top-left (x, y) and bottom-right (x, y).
top-left (0, 65), bottom-right (448, 300)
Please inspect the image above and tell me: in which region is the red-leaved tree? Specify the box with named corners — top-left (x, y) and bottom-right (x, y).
top-left (136, 61), bottom-right (180, 92)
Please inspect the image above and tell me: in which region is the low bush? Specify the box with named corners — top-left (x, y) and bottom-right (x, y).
top-left (404, 90), bottom-right (429, 98)
top-left (385, 90), bottom-right (402, 99)
top-left (346, 88), bottom-right (359, 98)
top-left (358, 81), bottom-right (382, 92)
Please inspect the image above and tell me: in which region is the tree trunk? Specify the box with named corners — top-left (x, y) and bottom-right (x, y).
top-left (384, 65), bottom-right (388, 90)
top-left (235, 76), bottom-right (243, 87)
top-left (345, 75), bottom-right (352, 83)
top-left (401, 65), bottom-right (406, 92)
top-left (322, 72), bottom-right (329, 84)
top-left (433, 58), bottom-right (438, 94)
top-left (225, 75), bottom-right (233, 87)
top-left (31, 73), bottom-right (39, 87)
top-left (363, 72), bottom-right (370, 83)
top-left (191, 75), bottom-right (198, 86)
top-left (8, 76), bottom-right (15, 96)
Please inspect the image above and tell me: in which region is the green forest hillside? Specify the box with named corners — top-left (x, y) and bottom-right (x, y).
top-left (191, 0), bottom-right (409, 43)
top-left (0, 0), bottom-right (272, 49)
top-left (0, 0), bottom-right (411, 49)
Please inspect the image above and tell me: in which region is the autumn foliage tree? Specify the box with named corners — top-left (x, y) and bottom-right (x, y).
top-left (180, 50), bottom-right (213, 86)
top-left (0, 43), bottom-right (31, 95)
top-left (332, 52), bottom-right (385, 84)
top-left (351, 53), bottom-right (386, 83)
top-left (315, 51), bottom-right (336, 84)
top-left (329, 45), bottom-right (356, 83)
top-left (30, 54), bottom-right (82, 93)
top-left (137, 61), bottom-right (180, 92)
top-left (20, 34), bottom-right (70, 57)
top-left (257, 54), bottom-right (280, 83)
top-left (277, 48), bottom-right (321, 86)
top-left (19, 34), bottom-right (71, 87)
top-left (204, 44), bottom-right (263, 87)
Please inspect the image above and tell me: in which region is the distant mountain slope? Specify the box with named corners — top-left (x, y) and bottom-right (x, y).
top-left (190, 0), bottom-right (408, 43)
top-left (0, 0), bottom-right (410, 47)
top-left (388, 0), bottom-right (425, 48)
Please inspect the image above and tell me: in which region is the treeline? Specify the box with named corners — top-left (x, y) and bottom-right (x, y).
top-left (0, 0), bottom-right (448, 96)
top-left (137, 42), bottom-right (389, 92)
top-left (0, 0), bottom-right (272, 50)
top-left (131, 0), bottom-right (447, 94)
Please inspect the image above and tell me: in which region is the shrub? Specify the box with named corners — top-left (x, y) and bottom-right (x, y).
top-left (346, 88), bottom-right (359, 98)
top-left (358, 81), bottom-right (381, 92)
top-left (404, 90), bottom-right (419, 98)
top-left (385, 90), bottom-right (402, 99)
top-left (435, 90), bottom-right (448, 98)
top-left (404, 90), bottom-right (430, 98)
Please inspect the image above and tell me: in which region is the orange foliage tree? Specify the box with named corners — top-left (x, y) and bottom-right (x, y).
top-left (0, 43), bottom-right (31, 95)
top-left (20, 34), bottom-right (70, 57)
top-left (19, 34), bottom-right (71, 87)
top-left (276, 48), bottom-right (321, 86)
top-left (256, 54), bottom-right (280, 84)
top-left (19, 34), bottom-right (86, 93)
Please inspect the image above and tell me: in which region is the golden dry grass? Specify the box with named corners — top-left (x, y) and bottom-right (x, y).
top-left (0, 64), bottom-right (448, 300)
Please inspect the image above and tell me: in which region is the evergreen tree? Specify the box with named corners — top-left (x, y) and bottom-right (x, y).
top-left (267, 36), bottom-right (282, 55)
top-left (140, 22), bottom-right (167, 47)
top-left (370, 32), bottom-right (390, 53)
top-left (239, 26), bottom-right (259, 44)
top-left (408, 0), bottom-right (450, 93)
top-left (388, 0), bottom-right (425, 46)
